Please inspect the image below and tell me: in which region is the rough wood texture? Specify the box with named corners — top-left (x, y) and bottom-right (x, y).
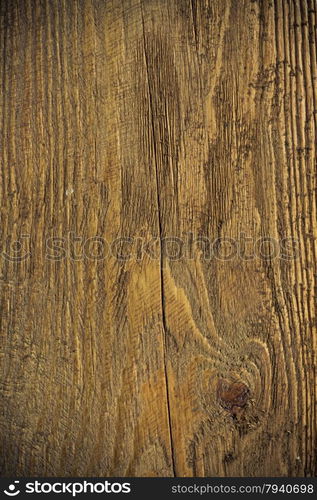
top-left (0, 0), bottom-right (316, 477)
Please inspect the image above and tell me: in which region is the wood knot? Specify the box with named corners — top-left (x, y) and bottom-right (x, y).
top-left (217, 378), bottom-right (250, 417)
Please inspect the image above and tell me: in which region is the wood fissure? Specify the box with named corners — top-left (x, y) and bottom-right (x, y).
top-left (140, 2), bottom-right (176, 477)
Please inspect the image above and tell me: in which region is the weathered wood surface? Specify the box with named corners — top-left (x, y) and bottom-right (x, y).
top-left (0, 0), bottom-right (316, 477)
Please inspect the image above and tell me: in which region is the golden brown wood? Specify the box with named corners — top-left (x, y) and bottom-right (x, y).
top-left (0, 0), bottom-right (316, 477)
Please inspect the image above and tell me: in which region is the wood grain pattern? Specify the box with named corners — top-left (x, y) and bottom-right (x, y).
top-left (0, 0), bottom-right (316, 477)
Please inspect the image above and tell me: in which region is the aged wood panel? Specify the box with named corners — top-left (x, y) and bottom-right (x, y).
top-left (0, 0), bottom-right (316, 477)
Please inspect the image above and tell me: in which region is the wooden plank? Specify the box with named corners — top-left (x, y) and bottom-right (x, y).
top-left (0, 0), bottom-right (316, 477)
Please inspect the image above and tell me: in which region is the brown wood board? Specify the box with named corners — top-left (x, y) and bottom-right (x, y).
top-left (0, 0), bottom-right (316, 477)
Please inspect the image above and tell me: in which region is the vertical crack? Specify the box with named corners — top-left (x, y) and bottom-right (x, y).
top-left (140, 4), bottom-right (177, 477)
